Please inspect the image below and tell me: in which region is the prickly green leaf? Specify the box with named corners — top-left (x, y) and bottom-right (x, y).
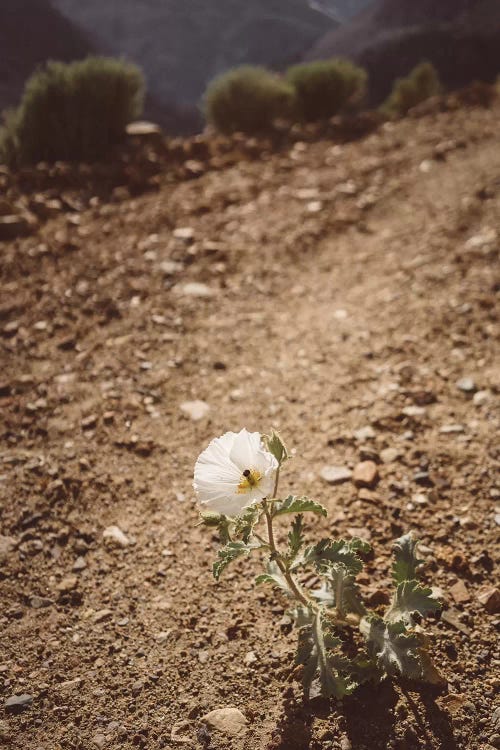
top-left (299, 538), bottom-right (370, 575)
top-left (296, 610), bottom-right (355, 699)
top-left (255, 561), bottom-right (294, 597)
top-left (386, 580), bottom-right (441, 625)
top-left (233, 505), bottom-right (262, 543)
top-left (264, 429), bottom-right (290, 466)
top-left (318, 562), bottom-right (366, 618)
top-left (273, 495), bottom-right (327, 518)
top-left (287, 515), bottom-right (305, 560)
top-left (213, 541), bottom-right (251, 581)
top-left (361, 616), bottom-right (422, 679)
top-left (198, 512), bottom-right (233, 544)
top-left (392, 532), bottom-right (424, 584)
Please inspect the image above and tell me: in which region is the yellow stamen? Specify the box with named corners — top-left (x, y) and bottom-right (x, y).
top-left (237, 468), bottom-right (262, 494)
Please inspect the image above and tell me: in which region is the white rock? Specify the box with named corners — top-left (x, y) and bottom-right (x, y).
top-left (102, 525), bottom-right (129, 548)
top-left (180, 400), bottom-right (210, 421)
top-left (320, 466), bottom-right (352, 485)
top-left (439, 424), bottom-right (465, 434)
top-left (402, 405), bottom-right (426, 417)
top-left (173, 227), bottom-right (195, 241)
top-left (177, 282), bottom-right (214, 298)
top-left (473, 390), bottom-right (491, 406)
top-left (201, 707), bottom-right (247, 737)
top-left (456, 377), bottom-right (476, 393)
top-left (353, 426), bottom-right (376, 441)
top-left (380, 448), bottom-right (401, 464)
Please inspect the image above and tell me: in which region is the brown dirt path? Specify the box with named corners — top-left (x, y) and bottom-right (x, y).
top-left (1, 103), bottom-right (499, 750)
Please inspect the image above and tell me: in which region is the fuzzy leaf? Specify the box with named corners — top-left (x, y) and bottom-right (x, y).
top-left (296, 610), bottom-right (355, 699)
top-left (287, 514), bottom-right (305, 560)
top-left (318, 562), bottom-right (366, 618)
top-left (256, 561), bottom-right (294, 597)
top-left (361, 616), bottom-right (423, 679)
top-left (213, 541), bottom-right (251, 581)
top-left (273, 495), bottom-right (327, 518)
top-left (392, 532), bottom-right (424, 584)
top-left (386, 580), bottom-right (441, 625)
top-left (289, 604), bottom-right (315, 629)
top-left (198, 512), bottom-right (233, 544)
top-left (264, 429), bottom-right (290, 466)
top-left (233, 505), bottom-right (262, 544)
top-left (300, 538), bottom-right (370, 575)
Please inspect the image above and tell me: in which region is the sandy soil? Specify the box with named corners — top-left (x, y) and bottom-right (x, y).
top-left (1, 102), bottom-right (499, 750)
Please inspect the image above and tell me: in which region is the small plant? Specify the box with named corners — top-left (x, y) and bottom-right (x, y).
top-left (203, 65), bottom-right (296, 135)
top-left (0, 56), bottom-right (144, 166)
top-left (195, 429), bottom-right (444, 699)
top-left (382, 61), bottom-right (442, 117)
top-left (286, 58), bottom-right (367, 122)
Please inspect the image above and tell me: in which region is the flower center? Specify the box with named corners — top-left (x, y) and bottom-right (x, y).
top-left (237, 468), bottom-right (262, 494)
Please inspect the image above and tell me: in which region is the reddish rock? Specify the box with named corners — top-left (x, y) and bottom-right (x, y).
top-left (353, 461), bottom-right (379, 489)
top-left (449, 580), bottom-right (470, 605)
top-left (477, 587), bottom-right (500, 614)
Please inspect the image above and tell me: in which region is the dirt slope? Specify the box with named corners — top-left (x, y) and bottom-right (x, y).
top-left (0, 102), bottom-right (499, 750)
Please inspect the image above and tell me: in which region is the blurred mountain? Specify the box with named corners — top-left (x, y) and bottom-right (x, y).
top-left (307, 0), bottom-right (500, 105)
top-left (50, 0), bottom-right (341, 131)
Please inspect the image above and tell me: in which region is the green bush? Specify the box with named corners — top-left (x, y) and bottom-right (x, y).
top-left (0, 56), bottom-right (145, 166)
top-left (286, 59), bottom-right (367, 122)
top-left (204, 65), bottom-right (296, 135)
top-left (382, 61), bottom-right (442, 116)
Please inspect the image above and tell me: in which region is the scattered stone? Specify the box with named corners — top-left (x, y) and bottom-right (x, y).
top-left (380, 447), bottom-right (401, 464)
top-left (353, 461), bottom-right (379, 489)
top-left (440, 424), bottom-right (465, 434)
top-left (30, 595), bottom-right (54, 609)
top-left (244, 651), bottom-right (258, 666)
top-left (402, 405), bottom-right (426, 417)
top-left (201, 707), bottom-right (247, 737)
top-left (5, 694), bottom-right (33, 713)
top-left (180, 400), bottom-right (210, 421)
top-left (0, 214), bottom-right (31, 241)
top-left (178, 282), bottom-right (215, 298)
top-left (414, 471), bottom-right (434, 487)
top-left (449, 580), bottom-right (470, 605)
top-left (73, 556), bottom-right (87, 572)
top-left (0, 535), bottom-right (16, 559)
top-left (171, 720), bottom-right (192, 744)
top-left (441, 608), bottom-right (471, 635)
top-left (93, 609), bottom-right (113, 623)
top-left (320, 465), bottom-right (352, 485)
top-left (456, 377), bottom-right (476, 394)
top-left (173, 227), bottom-right (195, 242)
top-left (437, 693), bottom-right (467, 715)
top-left (359, 446), bottom-right (379, 462)
top-left (131, 680), bottom-right (144, 696)
top-left (160, 260), bottom-right (183, 275)
top-left (81, 414), bottom-right (98, 430)
top-left (477, 587), bottom-right (500, 614)
top-left (56, 575), bottom-right (78, 593)
top-left (103, 525), bottom-right (129, 548)
top-left (353, 426), bottom-right (376, 441)
top-left (473, 389), bottom-right (491, 406)
top-left (412, 493), bottom-right (428, 506)
top-left (0, 719), bottom-right (11, 742)
top-left (92, 733), bottom-right (107, 749)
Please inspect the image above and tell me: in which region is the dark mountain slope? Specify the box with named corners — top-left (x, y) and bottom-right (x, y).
top-left (307, 0), bottom-right (500, 105)
top-left (51, 0), bottom-right (338, 114)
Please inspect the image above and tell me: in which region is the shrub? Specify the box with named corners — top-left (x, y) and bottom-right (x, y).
top-left (0, 56), bottom-right (145, 166)
top-left (286, 58), bottom-right (367, 122)
top-left (382, 61), bottom-right (442, 117)
top-left (204, 65), bottom-right (296, 135)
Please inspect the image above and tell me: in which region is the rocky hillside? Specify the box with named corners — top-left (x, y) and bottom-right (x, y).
top-left (307, 0), bottom-right (500, 105)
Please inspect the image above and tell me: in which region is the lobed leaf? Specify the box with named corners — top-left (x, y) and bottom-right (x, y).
top-left (386, 580), bottom-right (441, 626)
top-left (213, 541), bottom-right (251, 581)
top-left (264, 429), bottom-right (290, 466)
top-left (273, 495), bottom-right (327, 519)
top-left (287, 514), bottom-right (305, 561)
top-left (295, 609), bottom-right (355, 699)
top-left (256, 561), bottom-right (294, 597)
top-left (233, 505), bottom-right (262, 544)
top-left (392, 532), bottom-right (424, 584)
top-left (300, 538), bottom-right (370, 575)
top-left (198, 512), bottom-right (233, 544)
top-left (361, 616), bottom-right (422, 680)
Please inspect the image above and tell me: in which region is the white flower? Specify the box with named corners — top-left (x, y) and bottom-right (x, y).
top-left (193, 429), bottom-right (278, 517)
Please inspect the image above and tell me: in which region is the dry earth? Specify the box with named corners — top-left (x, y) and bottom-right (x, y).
top-left (0, 102), bottom-right (499, 750)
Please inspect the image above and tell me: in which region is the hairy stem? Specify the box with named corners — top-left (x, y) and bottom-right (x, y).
top-left (262, 499), bottom-right (311, 608)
